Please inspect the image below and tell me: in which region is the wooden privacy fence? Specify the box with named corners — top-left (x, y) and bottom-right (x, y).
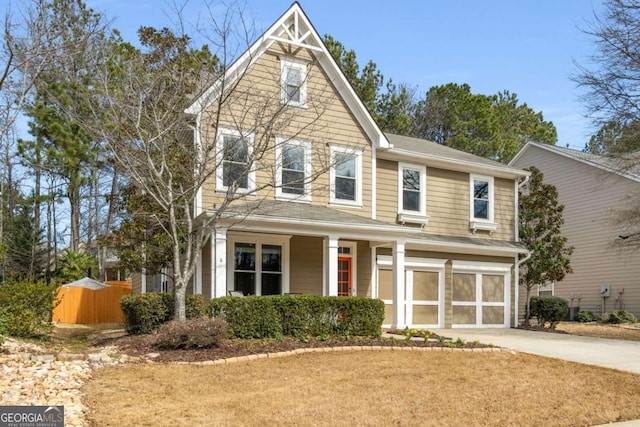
top-left (53, 280), bottom-right (132, 324)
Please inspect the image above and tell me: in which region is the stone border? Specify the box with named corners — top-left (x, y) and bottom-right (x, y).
top-left (171, 345), bottom-right (512, 366)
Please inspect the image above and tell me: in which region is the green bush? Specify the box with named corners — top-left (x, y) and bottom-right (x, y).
top-left (209, 295), bottom-right (385, 339)
top-left (0, 280), bottom-right (60, 339)
top-left (530, 296), bottom-right (569, 330)
top-left (120, 293), bottom-right (209, 334)
top-left (576, 310), bottom-right (595, 322)
top-left (601, 310), bottom-right (637, 324)
top-left (154, 317), bottom-right (228, 349)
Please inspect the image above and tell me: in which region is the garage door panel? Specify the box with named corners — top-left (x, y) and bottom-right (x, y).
top-left (412, 305), bottom-right (438, 325)
top-left (413, 271), bottom-right (439, 301)
top-left (482, 306), bottom-right (504, 325)
top-left (452, 273), bottom-right (475, 302)
top-left (452, 306), bottom-right (476, 325)
top-left (482, 274), bottom-right (504, 302)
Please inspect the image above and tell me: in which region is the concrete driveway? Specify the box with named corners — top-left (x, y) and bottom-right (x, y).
top-left (430, 328), bottom-right (640, 374)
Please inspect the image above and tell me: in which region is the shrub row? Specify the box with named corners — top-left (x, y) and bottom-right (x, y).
top-left (120, 293), bottom-right (207, 334)
top-left (209, 295), bottom-right (384, 339)
top-left (0, 280), bottom-right (60, 339)
top-left (530, 296), bottom-right (568, 330)
top-left (600, 310), bottom-right (637, 324)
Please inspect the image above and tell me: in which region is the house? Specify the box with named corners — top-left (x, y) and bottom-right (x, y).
top-left (132, 2), bottom-right (530, 329)
top-left (510, 141), bottom-right (640, 318)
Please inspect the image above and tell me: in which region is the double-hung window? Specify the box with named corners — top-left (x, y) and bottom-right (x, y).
top-left (276, 137), bottom-right (311, 201)
top-left (215, 128), bottom-right (255, 193)
top-left (397, 163), bottom-right (428, 225)
top-left (330, 146), bottom-right (362, 206)
top-left (281, 58), bottom-right (307, 107)
top-left (469, 174), bottom-right (496, 233)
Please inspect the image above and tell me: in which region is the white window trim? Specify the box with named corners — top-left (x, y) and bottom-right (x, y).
top-left (280, 58), bottom-right (308, 108)
top-left (537, 281), bottom-right (555, 297)
top-left (215, 127), bottom-right (256, 193)
top-left (275, 136), bottom-right (312, 202)
top-left (330, 145), bottom-right (362, 207)
top-left (469, 174), bottom-right (496, 233)
top-left (397, 162), bottom-right (429, 225)
top-left (226, 232), bottom-right (291, 296)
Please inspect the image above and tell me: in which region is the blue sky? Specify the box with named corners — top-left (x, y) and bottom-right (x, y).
top-left (87, 0), bottom-right (605, 150)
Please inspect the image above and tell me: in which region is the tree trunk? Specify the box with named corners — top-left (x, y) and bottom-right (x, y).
top-left (524, 286), bottom-right (532, 327)
top-left (174, 281), bottom-right (186, 320)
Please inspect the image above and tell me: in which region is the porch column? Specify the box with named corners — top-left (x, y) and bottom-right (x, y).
top-left (393, 240), bottom-right (406, 328)
top-left (212, 228), bottom-right (228, 298)
top-left (325, 235), bottom-right (339, 296)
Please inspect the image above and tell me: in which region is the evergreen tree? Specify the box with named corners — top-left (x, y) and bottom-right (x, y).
top-left (519, 167), bottom-right (574, 326)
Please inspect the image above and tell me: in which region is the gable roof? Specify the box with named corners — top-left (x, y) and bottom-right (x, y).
top-left (381, 133), bottom-right (529, 179)
top-left (185, 2), bottom-right (389, 149)
top-left (510, 141), bottom-right (640, 183)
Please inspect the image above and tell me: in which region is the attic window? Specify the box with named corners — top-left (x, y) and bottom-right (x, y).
top-left (281, 58), bottom-right (307, 107)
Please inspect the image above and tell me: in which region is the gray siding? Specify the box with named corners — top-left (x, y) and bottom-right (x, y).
top-left (512, 145), bottom-right (640, 317)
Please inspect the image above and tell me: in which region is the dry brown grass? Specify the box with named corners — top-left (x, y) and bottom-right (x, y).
top-left (556, 322), bottom-right (640, 341)
top-left (84, 350), bottom-right (640, 427)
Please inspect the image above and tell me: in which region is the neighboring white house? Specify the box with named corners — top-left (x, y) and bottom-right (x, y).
top-left (510, 141), bottom-right (640, 318)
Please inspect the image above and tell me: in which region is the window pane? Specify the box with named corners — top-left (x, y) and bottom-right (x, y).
top-left (283, 145), bottom-right (304, 171)
top-left (335, 154), bottom-right (355, 177)
top-left (234, 243), bottom-right (255, 271)
top-left (285, 68), bottom-right (301, 103)
top-left (474, 180), bottom-right (489, 200)
top-left (474, 200), bottom-right (488, 219)
top-left (282, 170), bottom-right (304, 194)
top-left (223, 162), bottom-right (248, 188)
top-left (403, 190), bottom-right (420, 211)
top-left (335, 176), bottom-right (356, 200)
top-left (403, 169), bottom-right (420, 191)
top-left (223, 136), bottom-right (247, 162)
top-left (234, 272), bottom-right (255, 295)
top-left (262, 273), bottom-right (281, 295)
top-left (262, 245), bottom-right (282, 272)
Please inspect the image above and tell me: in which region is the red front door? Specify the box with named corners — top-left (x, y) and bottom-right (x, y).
top-left (338, 257), bottom-right (352, 296)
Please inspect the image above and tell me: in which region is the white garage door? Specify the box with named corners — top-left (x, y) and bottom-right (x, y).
top-left (451, 261), bottom-right (512, 328)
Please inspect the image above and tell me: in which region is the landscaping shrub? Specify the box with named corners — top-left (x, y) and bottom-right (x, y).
top-left (530, 296), bottom-right (569, 330)
top-left (0, 280), bottom-right (60, 339)
top-left (601, 310), bottom-right (637, 324)
top-left (121, 293), bottom-right (209, 334)
top-left (576, 310), bottom-right (595, 322)
top-left (154, 317), bottom-right (228, 349)
top-left (209, 296), bottom-right (282, 339)
top-left (209, 295), bottom-right (385, 339)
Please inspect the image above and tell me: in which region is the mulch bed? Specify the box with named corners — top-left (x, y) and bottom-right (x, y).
top-left (92, 331), bottom-right (490, 363)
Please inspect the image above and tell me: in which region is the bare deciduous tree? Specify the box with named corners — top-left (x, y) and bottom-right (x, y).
top-left (87, 5), bottom-right (341, 319)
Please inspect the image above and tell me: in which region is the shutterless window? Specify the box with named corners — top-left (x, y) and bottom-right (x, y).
top-left (222, 135), bottom-right (249, 189)
top-left (473, 178), bottom-right (490, 219)
top-left (285, 67), bottom-right (302, 103)
top-left (335, 153), bottom-right (356, 201)
top-left (402, 168), bottom-right (421, 211)
top-left (282, 144), bottom-right (305, 195)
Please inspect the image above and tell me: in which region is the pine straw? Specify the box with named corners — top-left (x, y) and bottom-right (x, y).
top-left (83, 351), bottom-right (640, 427)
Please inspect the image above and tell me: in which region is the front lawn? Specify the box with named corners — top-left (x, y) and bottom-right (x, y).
top-left (83, 350), bottom-right (640, 426)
